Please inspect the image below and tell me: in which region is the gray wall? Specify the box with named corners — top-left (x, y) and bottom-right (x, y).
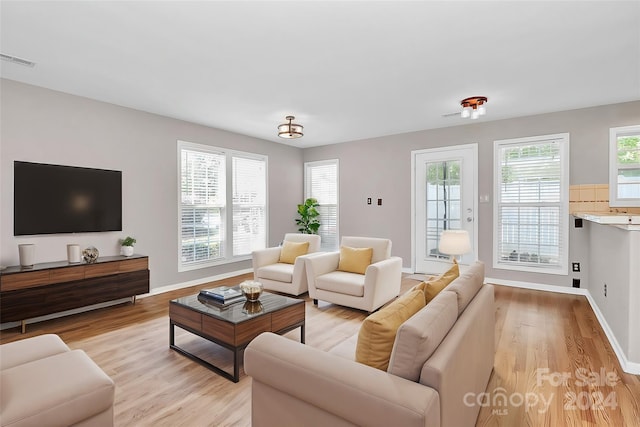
top-left (3, 77), bottom-right (639, 289)
top-left (304, 101), bottom-right (640, 287)
top-left (586, 220), bottom-right (640, 367)
top-left (0, 79), bottom-right (303, 289)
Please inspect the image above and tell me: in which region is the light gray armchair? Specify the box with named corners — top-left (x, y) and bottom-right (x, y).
top-left (305, 236), bottom-right (402, 312)
top-left (252, 233), bottom-right (321, 296)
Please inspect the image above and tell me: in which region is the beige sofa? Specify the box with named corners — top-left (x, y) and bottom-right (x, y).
top-left (0, 334), bottom-right (115, 427)
top-left (245, 261), bottom-right (494, 427)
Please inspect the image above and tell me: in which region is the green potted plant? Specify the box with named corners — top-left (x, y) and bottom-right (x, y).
top-left (120, 236), bottom-right (136, 257)
top-left (295, 198), bottom-right (321, 234)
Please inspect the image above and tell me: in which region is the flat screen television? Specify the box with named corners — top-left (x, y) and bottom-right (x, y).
top-left (14, 161), bottom-right (122, 236)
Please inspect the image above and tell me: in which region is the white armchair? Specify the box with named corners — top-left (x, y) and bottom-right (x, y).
top-left (252, 233), bottom-right (321, 296)
top-left (305, 236), bottom-right (402, 312)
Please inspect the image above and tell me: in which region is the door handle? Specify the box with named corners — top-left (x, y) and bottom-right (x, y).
top-left (467, 217), bottom-right (473, 222)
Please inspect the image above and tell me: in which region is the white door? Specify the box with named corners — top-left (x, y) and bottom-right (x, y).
top-left (413, 144), bottom-right (478, 274)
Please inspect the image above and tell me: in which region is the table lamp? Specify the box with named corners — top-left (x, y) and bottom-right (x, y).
top-left (438, 229), bottom-right (471, 262)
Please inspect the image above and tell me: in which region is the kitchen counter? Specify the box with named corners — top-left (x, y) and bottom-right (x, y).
top-left (573, 212), bottom-right (640, 230)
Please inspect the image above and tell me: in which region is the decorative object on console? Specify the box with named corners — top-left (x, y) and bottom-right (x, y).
top-left (240, 280), bottom-right (264, 302)
top-left (66, 244), bottom-right (81, 263)
top-left (278, 115), bottom-right (304, 139)
top-left (295, 198), bottom-right (320, 234)
top-left (438, 229), bottom-right (471, 262)
top-left (18, 244), bottom-right (35, 268)
top-left (82, 246), bottom-right (99, 263)
top-left (460, 96), bottom-right (488, 120)
top-left (120, 236), bottom-right (136, 257)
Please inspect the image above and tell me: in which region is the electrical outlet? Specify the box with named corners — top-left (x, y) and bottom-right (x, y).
top-left (377, 198), bottom-right (382, 206)
top-left (367, 198), bottom-right (372, 205)
top-left (572, 262), bottom-right (580, 272)
top-left (572, 278), bottom-right (580, 288)
top-left (604, 283), bottom-right (607, 297)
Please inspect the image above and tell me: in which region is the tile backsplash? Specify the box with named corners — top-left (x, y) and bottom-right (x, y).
top-left (569, 184), bottom-right (640, 214)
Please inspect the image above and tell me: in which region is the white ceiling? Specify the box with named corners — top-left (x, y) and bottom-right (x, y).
top-left (1, 1), bottom-right (639, 148)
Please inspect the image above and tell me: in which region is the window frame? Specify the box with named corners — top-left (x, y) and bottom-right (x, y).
top-left (177, 140), bottom-right (268, 272)
top-left (493, 133), bottom-right (570, 275)
top-left (609, 125), bottom-right (640, 207)
top-left (304, 159), bottom-right (339, 251)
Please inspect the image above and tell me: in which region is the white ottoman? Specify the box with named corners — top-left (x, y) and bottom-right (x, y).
top-left (0, 335), bottom-right (115, 427)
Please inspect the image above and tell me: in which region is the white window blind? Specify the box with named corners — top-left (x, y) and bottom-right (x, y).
top-left (609, 125), bottom-right (640, 207)
top-left (305, 160), bottom-right (339, 251)
top-left (180, 147), bottom-right (225, 266)
top-left (494, 134), bottom-right (569, 275)
top-left (178, 141), bottom-right (266, 271)
top-left (232, 155), bottom-right (267, 256)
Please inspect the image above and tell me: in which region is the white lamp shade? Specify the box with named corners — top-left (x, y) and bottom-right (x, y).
top-left (438, 230), bottom-right (471, 256)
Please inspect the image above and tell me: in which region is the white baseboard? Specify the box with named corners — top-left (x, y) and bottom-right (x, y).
top-left (487, 277), bottom-right (640, 375)
top-left (485, 276), bottom-right (589, 296)
top-left (141, 268), bottom-right (254, 297)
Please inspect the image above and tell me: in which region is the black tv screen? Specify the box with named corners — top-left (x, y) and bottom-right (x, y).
top-left (14, 161), bottom-right (122, 235)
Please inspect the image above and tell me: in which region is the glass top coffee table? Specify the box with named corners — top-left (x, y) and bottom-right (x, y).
top-left (169, 290), bottom-right (305, 382)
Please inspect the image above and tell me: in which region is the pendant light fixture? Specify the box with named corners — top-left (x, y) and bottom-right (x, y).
top-left (460, 96), bottom-right (488, 120)
top-left (278, 115), bottom-right (304, 139)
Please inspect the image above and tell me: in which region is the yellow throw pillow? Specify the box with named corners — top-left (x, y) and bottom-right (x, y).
top-left (355, 289), bottom-right (426, 371)
top-left (278, 241), bottom-right (310, 264)
top-left (408, 275), bottom-right (436, 293)
top-left (424, 260), bottom-right (459, 303)
top-left (338, 246), bottom-right (373, 274)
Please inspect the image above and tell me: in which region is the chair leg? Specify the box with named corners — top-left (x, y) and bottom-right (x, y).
top-left (313, 299), bottom-right (318, 305)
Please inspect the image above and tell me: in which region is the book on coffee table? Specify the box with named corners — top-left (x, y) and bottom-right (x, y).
top-left (199, 286), bottom-right (243, 304)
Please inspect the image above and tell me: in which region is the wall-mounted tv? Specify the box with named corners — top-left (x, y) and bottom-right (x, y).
top-left (14, 161), bottom-right (122, 236)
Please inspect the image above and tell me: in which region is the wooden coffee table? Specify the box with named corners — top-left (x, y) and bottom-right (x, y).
top-left (169, 291), bottom-right (305, 382)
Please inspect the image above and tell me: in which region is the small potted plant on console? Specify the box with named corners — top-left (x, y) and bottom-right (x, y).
top-left (120, 236), bottom-right (136, 257)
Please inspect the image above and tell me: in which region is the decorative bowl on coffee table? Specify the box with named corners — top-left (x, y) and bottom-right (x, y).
top-left (239, 280), bottom-right (263, 302)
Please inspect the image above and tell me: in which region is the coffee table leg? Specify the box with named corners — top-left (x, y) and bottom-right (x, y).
top-left (301, 323), bottom-right (305, 344)
top-left (169, 321), bottom-right (175, 346)
top-left (234, 348), bottom-right (241, 382)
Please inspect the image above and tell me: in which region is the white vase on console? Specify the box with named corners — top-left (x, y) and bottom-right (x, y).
top-left (18, 244), bottom-right (35, 267)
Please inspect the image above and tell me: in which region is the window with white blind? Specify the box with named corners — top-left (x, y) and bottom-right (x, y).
top-left (493, 133), bottom-right (569, 275)
top-left (178, 141), bottom-right (267, 271)
top-left (305, 159), bottom-right (339, 251)
top-left (609, 125), bottom-right (640, 207)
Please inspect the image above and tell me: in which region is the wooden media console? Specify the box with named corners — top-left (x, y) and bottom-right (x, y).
top-left (0, 255), bottom-right (149, 332)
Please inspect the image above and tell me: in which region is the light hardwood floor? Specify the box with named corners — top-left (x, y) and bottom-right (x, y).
top-left (1, 274), bottom-right (639, 426)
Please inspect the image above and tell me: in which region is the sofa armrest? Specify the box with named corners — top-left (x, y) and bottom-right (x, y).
top-left (252, 247), bottom-right (282, 275)
top-left (363, 256), bottom-right (403, 309)
top-left (290, 253), bottom-right (318, 291)
top-left (245, 332), bottom-right (440, 427)
top-left (305, 252), bottom-right (340, 295)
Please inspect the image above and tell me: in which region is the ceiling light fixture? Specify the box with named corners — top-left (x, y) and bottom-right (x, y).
top-left (460, 96), bottom-right (488, 120)
top-left (278, 115), bottom-right (304, 139)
